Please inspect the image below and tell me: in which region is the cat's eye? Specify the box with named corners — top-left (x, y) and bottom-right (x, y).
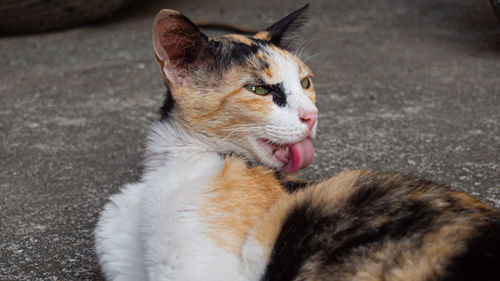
top-left (300, 77), bottom-right (311, 89)
top-left (244, 85), bottom-right (269, 96)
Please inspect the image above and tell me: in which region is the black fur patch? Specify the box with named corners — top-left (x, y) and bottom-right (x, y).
top-left (281, 180), bottom-right (310, 193)
top-left (262, 198), bottom-right (317, 281)
top-left (159, 85), bottom-right (175, 120)
top-left (323, 200), bottom-right (437, 264)
top-left (344, 182), bottom-right (392, 210)
top-left (250, 38), bottom-right (270, 46)
top-left (442, 218), bottom-right (500, 281)
top-left (229, 42), bottom-right (260, 63)
top-left (208, 40), bottom-right (263, 74)
top-left (269, 82), bottom-right (287, 107)
top-left (274, 170), bottom-right (310, 193)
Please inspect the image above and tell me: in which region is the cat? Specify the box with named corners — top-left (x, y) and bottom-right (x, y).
top-left (94, 4), bottom-right (500, 281)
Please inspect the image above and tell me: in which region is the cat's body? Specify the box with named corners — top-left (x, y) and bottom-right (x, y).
top-left (96, 122), bottom-right (282, 281)
top-left (95, 5), bottom-right (500, 281)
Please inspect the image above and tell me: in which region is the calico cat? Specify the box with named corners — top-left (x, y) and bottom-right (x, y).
top-left (94, 5), bottom-right (500, 281)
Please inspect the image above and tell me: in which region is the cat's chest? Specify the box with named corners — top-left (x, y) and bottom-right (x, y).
top-left (137, 154), bottom-right (283, 280)
top-left (139, 153), bottom-right (240, 280)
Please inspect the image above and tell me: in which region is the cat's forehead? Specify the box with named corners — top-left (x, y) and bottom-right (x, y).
top-left (211, 34), bottom-right (312, 81)
top-left (262, 44), bottom-right (312, 82)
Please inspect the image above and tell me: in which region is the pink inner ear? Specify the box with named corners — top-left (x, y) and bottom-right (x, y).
top-left (152, 10), bottom-right (210, 84)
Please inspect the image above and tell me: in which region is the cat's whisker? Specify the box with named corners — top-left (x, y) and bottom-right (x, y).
top-left (215, 127), bottom-right (261, 135)
top-left (214, 126), bottom-right (268, 142)
top-left (217, 125), bottom-right (266, 132)
top-left (296, 38), bottom-right (317, 59)
top-left (294, 39), bottom-right (309, 58)
top-left (302, 53), bottom-right (319, 63)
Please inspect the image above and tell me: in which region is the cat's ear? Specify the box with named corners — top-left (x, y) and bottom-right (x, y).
top-left (152, 9), bottom-right (212, 87)
top-left (253, 4), bottom-right (309, 50)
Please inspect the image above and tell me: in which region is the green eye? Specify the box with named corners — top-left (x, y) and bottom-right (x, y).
top-left (300, 77), bottom-right (311, 89)
top-left (244, 85), bottom-right (256, 92)
top-left (255, 86), bottom-right (268, 95)
top-left (244, 85), bottom-right (269, 96)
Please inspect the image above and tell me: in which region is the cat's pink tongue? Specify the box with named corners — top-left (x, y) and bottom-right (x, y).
top-left (281, 138), bottom-right (314, 173)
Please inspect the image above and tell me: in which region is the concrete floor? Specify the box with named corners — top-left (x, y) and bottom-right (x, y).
top-left (1, 0), bottom-right (499, 280)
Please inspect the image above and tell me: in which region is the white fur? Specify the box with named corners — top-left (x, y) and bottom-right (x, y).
top-left (240, 236), bottom-right (269, 281)
top-left (95, 182), bottom-right (147, 281)
top-left (95, 122), bottom-right (262, 281)
top-left (265, 47), bottom-right (317, 141)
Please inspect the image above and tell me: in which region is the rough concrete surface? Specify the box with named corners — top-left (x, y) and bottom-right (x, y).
top-left (1, 0), bottom-right (499, 280)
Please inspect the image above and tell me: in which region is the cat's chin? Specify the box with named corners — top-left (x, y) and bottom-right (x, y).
top-left (254, 138), bottom-right (314, 173)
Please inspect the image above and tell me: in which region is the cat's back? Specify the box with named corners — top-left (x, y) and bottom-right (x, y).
top-left (259, 169), bottom-right (500, 281)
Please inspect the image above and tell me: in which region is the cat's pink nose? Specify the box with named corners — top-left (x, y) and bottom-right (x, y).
top-left (299, 111), bottom-right (318, 130)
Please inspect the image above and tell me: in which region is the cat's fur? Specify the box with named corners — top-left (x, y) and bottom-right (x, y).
top-left (94, 5), bottom-right (500, 281)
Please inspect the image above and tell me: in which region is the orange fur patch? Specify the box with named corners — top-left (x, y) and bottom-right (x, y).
top-left (201, 157), bottom-right (285, 254)
top-left (308, 88), bottom-right (316, 103)
top-left (253, 31), bottom-right (271, 41)
top-left (224, 34), bottom-right (253, 45)
top-left (196, 88), bottom-right (242, 119)
top-left (263, 67), bottom-right (273, 79)
top-left (188, 85), bottom-right (273, 138)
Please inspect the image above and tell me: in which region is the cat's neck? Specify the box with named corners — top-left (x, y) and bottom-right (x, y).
top-left (143, 120), bottom-right (220, 172)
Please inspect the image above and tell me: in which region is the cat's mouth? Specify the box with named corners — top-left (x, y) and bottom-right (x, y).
top-left (258, 137), bottom-right (314, 173)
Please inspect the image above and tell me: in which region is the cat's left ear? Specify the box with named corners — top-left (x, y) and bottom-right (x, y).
top-left (253, 4), bottom-right (309, 50)
top-left (152, 9), bottom-right (212, 87)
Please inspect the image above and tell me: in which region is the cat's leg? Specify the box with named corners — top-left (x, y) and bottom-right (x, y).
top-left (95, 183), bottom-right (147, 281)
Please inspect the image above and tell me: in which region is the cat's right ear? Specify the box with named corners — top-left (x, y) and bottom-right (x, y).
top-left (152, 10), bottom-right (211, 87)
top-left (253, 4), bottom-right (309, 50)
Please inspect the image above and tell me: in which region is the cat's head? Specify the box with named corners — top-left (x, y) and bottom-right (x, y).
top-left (152, 5), bottom-right (317, 173)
